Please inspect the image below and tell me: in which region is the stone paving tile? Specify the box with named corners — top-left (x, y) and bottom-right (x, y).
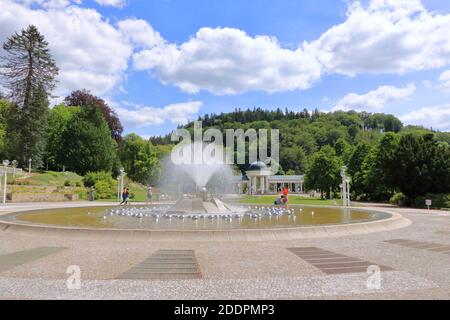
top-left (287, 247), bottom-right (394, 274)
top-left (384, 239), bottom-right (450, 254)
top-left (0, 271), bottom-right (438, 300)
top-left (0, 206), bottom-right (449, 299)
top-left (435, 230), bottom-right (450, 236)
top-left (117, 249), bottom-right (201, 280)
top-left (0, 247), bottom-right (66, 273)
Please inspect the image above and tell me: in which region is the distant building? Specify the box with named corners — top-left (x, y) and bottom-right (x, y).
top-left (231, 161), bottom-right (304, 195)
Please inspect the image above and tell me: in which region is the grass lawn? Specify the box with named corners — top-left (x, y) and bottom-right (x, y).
top-left (15, 171), bottom-right (83, 186)
top-left (237, 195), bottom-right (343, 206)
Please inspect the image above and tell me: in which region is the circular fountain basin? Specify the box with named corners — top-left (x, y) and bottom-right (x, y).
top-left (0, 204), bottom-right (410, 241)
top-left (5, 205), bottom-right (388, 229)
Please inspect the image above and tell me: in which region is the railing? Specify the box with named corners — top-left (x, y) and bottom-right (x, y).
top-left (0, 167), bottom-right (24, 175)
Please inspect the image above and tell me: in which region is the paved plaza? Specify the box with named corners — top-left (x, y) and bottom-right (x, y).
top-left (0, 202), bottom-right (449, 299)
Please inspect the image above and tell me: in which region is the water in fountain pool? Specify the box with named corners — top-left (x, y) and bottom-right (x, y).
top-left (12, 205), bottom-right (388, 230)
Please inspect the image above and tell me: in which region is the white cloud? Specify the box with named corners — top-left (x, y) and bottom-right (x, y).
top-left (131, 0), bottom-right (450, 95)
top-left (439, 70), bottom-right (450, 90)
top-left (333, 83), bottom-right (416, 111)
top-left (94, 0), bottom-right (125, 8)
top-left (0, 0), bottom-right (134, 98)
top-left (117, 18), bottom-right (164, 49)
top-left (15, 0), bottom-right (81, 9)
top-left (400, 104), bottom-right (450, 131)
top-left (133, 27), bottom-right (322, 95)
top-left (3, 0), bottom-right (450, 99)
top-left (114, 101), bottom-right (202, 127)
top-left (309, 0), bottom-right (450, 75)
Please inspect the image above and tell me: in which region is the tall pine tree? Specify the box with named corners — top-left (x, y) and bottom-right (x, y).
top-left (0, 25), bottom-right (58, 167)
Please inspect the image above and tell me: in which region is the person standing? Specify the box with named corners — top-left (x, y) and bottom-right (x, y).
top-left (120, 188), bottom-right (129, 205)
top-left (147, 186), bottom-right (153, 205)
top-left (282, 187), bottom-right (289, 205)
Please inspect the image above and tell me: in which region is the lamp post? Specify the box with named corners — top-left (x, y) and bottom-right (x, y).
top-left (11, 160), bottom-right (17, 180)
top-left (340, 166), bottom-right (348, 207)
top-left (28, 158), bottom-right (32, 174)
top-left (345, 177), bottom-right (351, 207)
top-left (3, 160), bottom-right (9, 205)
top-left (118, 168), bottom-right (125, 203)
top-left (117, 177), bottom-right (120, 202)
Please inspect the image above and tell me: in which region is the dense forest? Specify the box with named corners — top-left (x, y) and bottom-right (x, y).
top-left (151, 108), bottom-right (450, 206)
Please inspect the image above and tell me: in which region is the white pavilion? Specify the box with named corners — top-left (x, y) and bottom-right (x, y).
top-left (231, 161), bottom-right (304, 195)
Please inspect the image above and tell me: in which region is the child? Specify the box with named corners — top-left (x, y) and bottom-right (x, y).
top-left (274, 193), bottom-right (281, 205)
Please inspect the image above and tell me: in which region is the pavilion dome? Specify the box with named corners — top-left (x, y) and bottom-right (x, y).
top-left (248, 161), bottom-right (267, 171)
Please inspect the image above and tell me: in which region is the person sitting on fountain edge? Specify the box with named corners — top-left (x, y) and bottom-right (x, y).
top-left (274, 192), bottom-right (281, 205)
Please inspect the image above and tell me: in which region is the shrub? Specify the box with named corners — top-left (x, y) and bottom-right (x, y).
top-left (94, 180), bottom-right (115, 199)
top-left (390, 192), bottom-right (406, 206)
top-left (415, 194), bottom-right (450, 209)
top-left (82, 171), bottom-right (116, 199)
top-left (64, 180), bottom-right (72, 187)
top-left (83, 171), bottom-right (113, 187)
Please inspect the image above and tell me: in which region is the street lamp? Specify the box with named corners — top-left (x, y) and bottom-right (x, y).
top-left (118, 168), bottom-right (125, 203)
top-left (340, 166), bottom-right (348, 207)
top-left (3, 160), bottom-right (9, 205)
top-left (117, 176), bottom-right (120, 202)
top-left (345, 177), bottom-right (351, 207)
top-left (11, 160), bottom-right (17, 180)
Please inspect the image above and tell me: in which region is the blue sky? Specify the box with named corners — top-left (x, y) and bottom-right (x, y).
top-left (1, 0), bottom-right (450, 136)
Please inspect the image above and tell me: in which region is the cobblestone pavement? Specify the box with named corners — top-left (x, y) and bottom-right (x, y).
top-left (0, 203), bottom-right (449, 299)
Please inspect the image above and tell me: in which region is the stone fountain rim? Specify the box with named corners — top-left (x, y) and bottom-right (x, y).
top-left (0, 204), bottom-right (411, 241)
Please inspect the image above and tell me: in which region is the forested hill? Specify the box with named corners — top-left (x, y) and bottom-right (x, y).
top-left (149, 108), bottom-right (450, 175)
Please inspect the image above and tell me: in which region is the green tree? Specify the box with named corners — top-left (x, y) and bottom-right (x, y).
top-left (360, 147), bottom-right (392, 201)
top-left (391, 133), bottom-right (450, 205)
top-left (64, 90), bottom-right (123, 141)
top-left (0, 25), bottom-right (58, 166)
top-left (43, 104), bottom-right (80, 170)
top-left (0, 99), bottom-right (10, 157)
top-left (280, 145), bottom-right (307, 174)
top-left (348, 142), bottom-right (371, 198)
top-left (375, 132), bottom-right (400, 190)
top-left (119, 133), bottom-right (161, 184)
top-left (58, 106), bottom-right (116, 175)
top-left (305, 145), bottom-right (342, 198)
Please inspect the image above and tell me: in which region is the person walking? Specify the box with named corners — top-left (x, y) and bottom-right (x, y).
top-left (282, 187), bottom-right (289, 205)
top-left (146, 186), bottom-right (153, 205)
top-left (120, 188), bottom-right (129, 205)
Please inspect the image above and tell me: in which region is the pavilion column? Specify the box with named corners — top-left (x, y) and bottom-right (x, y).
top-left (247, 178), bottom-right (251, 195)
top-left (259, 177), bottom-right (263, 194)
top-left (253, 176), bottom-right (257, 194)
top-left (265, 177), bottom-right (268, 194)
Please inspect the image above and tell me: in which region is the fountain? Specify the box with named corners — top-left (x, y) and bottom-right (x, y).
top-left (157, 141), bottom-right (240, 215)
top-left (0, 143), bottom-right (399, 235)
